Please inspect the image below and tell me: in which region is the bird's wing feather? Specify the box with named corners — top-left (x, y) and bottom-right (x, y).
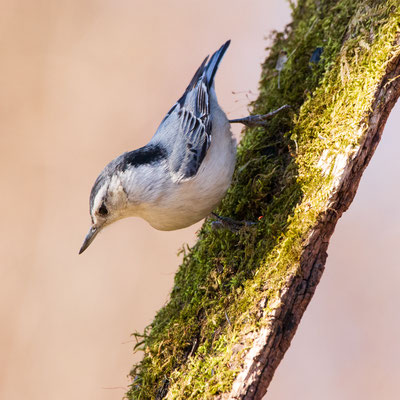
top-left (167, 82), bottom-right (212, 182)
top-left (151, 40), bottom-right (230, 182)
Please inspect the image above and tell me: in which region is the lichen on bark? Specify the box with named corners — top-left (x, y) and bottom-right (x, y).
top-left (126, 1), bottom-right (400, 399)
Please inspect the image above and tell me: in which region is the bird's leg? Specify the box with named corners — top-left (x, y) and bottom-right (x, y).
top-left (229, 104), bottom-right (291, 128)
top-left (210, 212), bottom-right (256, 233)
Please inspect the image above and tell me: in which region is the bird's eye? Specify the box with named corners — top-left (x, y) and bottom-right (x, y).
top-left (98, 203), bottom-right (108, 216)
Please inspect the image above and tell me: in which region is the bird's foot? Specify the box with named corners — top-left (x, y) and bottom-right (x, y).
top-left (229, 104), bottom-right (291, 128)
top-left (210, 212), bottom-right (256, 233)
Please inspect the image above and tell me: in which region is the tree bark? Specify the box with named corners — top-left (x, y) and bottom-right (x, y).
top-left (127, 1), bottom-right (400, 399)
top-left (226, 45), bottom-right (400, 399)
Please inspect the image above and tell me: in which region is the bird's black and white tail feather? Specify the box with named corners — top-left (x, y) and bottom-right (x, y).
top-left (204, 40), bottom-right (230, 88)
top-left (183, 40), bottom-right (230, 94)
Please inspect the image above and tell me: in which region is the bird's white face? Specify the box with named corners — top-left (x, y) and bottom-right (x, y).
top-left (80, 175), bottom-right (130, 254)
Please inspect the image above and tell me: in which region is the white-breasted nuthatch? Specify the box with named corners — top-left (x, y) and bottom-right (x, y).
top-left (79, 41), bottom-right (288, 253)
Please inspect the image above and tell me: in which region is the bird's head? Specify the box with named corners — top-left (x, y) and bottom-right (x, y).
top-left (79, 145), bottom-right (169, 254)
top-left (79, 146), bottom-right (168, 254)
top-left (79, 161), bottom-right (130, 254)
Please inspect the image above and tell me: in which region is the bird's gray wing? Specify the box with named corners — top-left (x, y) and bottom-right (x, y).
top-left (159, 81), bottom-right (212, 182)
top-left (151, 40), bottom-right (230, 183)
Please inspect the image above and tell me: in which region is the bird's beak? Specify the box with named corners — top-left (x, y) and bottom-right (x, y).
top-left (79, 225), bottom-right (102, 254)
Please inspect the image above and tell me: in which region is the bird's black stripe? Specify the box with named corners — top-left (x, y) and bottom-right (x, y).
top-left (119, 144), bottom-right (167, 171)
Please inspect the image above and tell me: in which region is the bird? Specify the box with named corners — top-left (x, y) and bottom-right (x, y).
top-left (79, 40), bottom-right (289, 254)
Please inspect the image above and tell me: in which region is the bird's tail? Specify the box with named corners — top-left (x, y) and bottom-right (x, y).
top-left (185, 40), bottom-right (231, 93)
top-left (204, 40), bottom-right (230, 88)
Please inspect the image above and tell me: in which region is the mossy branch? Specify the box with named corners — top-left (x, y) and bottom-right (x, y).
top-left (126, 1), bottom-right (400, 399)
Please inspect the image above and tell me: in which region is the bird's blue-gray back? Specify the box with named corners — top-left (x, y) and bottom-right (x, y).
top-left (151, 40), bottom-right (230, 182)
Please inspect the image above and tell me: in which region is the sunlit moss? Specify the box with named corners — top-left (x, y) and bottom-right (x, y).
top-left (126, 1), bottom-right (400, 398)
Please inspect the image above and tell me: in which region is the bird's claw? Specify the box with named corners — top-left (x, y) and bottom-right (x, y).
top-left (228, 104), bottom-right (291, 128)
top-left (210, 212), bottom-right (256, 233)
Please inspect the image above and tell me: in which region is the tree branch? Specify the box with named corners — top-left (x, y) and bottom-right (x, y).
top-left (127, 1), bottom-right (400, 399)
top-left (228, 45), bottom-right (400, 399)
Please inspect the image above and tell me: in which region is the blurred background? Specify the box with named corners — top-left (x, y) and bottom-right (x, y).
top-left (0, 1), bottom-right (399, 399)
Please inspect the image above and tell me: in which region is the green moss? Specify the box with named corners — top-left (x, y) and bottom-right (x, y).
top-left (126, 1), bottom-right (400, 398)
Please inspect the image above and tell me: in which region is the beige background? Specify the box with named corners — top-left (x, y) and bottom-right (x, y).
top-left (0, 1), bottom-right (398, 399)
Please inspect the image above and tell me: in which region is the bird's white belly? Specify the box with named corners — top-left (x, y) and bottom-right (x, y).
top-left (141, 108), bottom-right (236, 231)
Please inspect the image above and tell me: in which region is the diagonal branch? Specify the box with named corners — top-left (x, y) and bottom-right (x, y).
top-left (127, 1), bottom-right (400, 399)
top-left (228, 39), bottom-right (400, 399)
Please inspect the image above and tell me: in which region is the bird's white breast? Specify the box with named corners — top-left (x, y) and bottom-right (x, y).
top-left (140, 94), bottom-right (236, 230)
